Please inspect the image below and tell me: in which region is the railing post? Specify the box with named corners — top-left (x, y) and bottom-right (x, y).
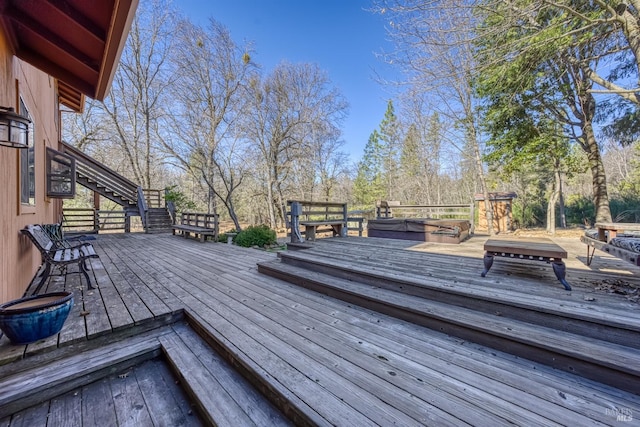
top-left (342, 203), bottom-right (348, 237)
top-left (93, 209), bottom-right (99, 233)
top-left (470, 202), bottom-right (475, 235)
top-left (290, 201), bottom-right (303, 243)
top-left (137, 186), bottom-right (148, 232)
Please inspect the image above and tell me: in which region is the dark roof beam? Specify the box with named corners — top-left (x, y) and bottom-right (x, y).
top-left (43, 0), bottom-right (106, 43)
top-left (17, 47), bottom-right (94, 96)
top-left (4, 7), bottom-right (101, 74)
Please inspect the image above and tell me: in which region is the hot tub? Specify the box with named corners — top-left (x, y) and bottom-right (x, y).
top-left (367, 218), bottom-right (471, 244)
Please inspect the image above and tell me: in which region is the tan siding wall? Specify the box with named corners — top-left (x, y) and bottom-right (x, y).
top-left (0, 29), bottom-right (63, 303)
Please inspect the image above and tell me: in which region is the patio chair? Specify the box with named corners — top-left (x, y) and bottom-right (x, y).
top-left (42, 218), bottom-right (95, 250)
top-left (21, 225), bottom-right (99, 295)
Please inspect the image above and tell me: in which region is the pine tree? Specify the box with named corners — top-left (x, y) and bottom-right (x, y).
top-left (378, 100), bottom-right (401, 199)
top-left (354, 130), bottom-right (384, 206)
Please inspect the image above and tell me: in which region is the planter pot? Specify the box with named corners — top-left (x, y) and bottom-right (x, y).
top-left (0, 292), bottom-right (74, 345)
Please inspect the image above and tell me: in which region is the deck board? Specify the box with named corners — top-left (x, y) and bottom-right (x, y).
top-left (137, 358), bottom-right (202, 427)
top-left (230, 269), bottom-right (618, 425)
top-left (48, 390), bottom-right (82, 427)
top-left (95, 246), bottom-right (156, 322)
top-left (168, 322), bottom-right (291, 426)
top-left (239, 268), bottom-right (637, 416)
top-left (109, 366), bottom-right (155, 426)
top-left (80, 378), bottom-right (118, 427)
top-left (1, 233), bottom-right (639, 425)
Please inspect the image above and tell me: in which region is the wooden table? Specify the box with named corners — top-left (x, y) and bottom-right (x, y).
top-left (481, 237), bottom-right (571, 290)
top-left (595, 222), bottom-right (640, 242)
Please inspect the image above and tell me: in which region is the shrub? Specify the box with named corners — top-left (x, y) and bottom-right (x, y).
top-left (234, 225), bottom-right (277, 248)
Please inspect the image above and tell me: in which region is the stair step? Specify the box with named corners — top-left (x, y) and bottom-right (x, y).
top-left (274, 250), bottom-right (640, 348)
top-left (258, 260), bottom-right (640, 394)
top-left (0, 330), bottom-right (164, 417)
top-left (160, 322), bottom-right (290, 426)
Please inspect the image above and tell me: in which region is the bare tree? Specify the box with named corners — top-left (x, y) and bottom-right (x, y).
top-left (100, 0), bottom-right (176, 189)
top-left (162, 19), bottom-right (256, 231)
top-left (244, 62), bottom-right (348, 228)
top-left (372, 0), bottom-right (495, 233)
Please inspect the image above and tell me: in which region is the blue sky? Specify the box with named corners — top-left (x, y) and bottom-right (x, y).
top-left (178, 0), bottom-right (399, 163)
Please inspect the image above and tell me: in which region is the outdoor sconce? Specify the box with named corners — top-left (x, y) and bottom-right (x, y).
top-left (0, 106), bottom-right (30, 148)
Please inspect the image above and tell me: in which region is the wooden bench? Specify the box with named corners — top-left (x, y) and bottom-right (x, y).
top-left (21, 224), bottom-right (99, 293)
top-left (299, 220), bottom-right (345, 241)
top-left (288, 200), bottom-right (348, 242)
top-left (481, 237), bottom-right (571, 290)
top-left (172, 212), bottom-right (219, 243)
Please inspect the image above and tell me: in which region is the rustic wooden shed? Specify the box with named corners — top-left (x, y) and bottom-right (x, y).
top-left (474, 192), bottom-right (517, 233)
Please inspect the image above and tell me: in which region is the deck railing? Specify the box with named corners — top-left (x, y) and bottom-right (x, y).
top-left (62, 208), bottom-right (99, 234)
top-left (98, 210), bottom-right (129, 232)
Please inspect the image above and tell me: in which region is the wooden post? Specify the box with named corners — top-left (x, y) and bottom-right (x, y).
top-left (342, 203), bottom-right (348, 237)
top-left (470, 202), bottom-right (475, 235)
top-left (290, 201), bottom-right (303, 243)
top-left (93, 209), bottom-right (99, 234)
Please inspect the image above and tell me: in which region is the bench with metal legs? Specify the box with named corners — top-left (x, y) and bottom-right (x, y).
top-left (21, 225), bottom-right (99, 294)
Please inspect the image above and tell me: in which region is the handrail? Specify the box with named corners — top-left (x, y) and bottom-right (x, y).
top-left (143, 188), bottom-right (164, 208)
top-left (137, 186), bottom-right (148, 230)
top-left (287, 199), bottom-right (346, 208)
top-left (165, 187), bottom-right (176, 224)
top-left (61, 141), bottom-right (138, 202)
top-left (166, 200), bottom-right (176, 224)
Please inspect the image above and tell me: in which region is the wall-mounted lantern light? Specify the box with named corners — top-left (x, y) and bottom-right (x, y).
top-left (0, 106), bottom-right (31, 148)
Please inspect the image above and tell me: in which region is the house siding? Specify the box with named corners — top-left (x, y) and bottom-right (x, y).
top-left (0, 29), bottom-right (63, 303)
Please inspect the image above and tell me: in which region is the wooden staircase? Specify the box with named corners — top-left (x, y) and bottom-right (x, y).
top-left (257, 238), bottom-right (640, 395)
top-left (61, 142), bottom-right (172, 233)
top-left (145, 207), bottom-right (173, 233)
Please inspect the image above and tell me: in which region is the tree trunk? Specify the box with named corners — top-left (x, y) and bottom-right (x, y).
top-left (558, 170), bottom-right (566, 228)
top-left (266, 178), bottom-right (277, 229)
top-left (471, 134), bottom-right (494, 235)
top-left (546, 184), bottom-right (558, 235)
top-left (583, 122), bottom-right (612, 224)
top-left (225, 197), bottom-right (242, 231)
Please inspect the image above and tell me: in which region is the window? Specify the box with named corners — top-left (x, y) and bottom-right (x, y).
top-left (46, 147), bottom-right (76, 198)
top-left (19, 98), bottom-right (34, 206)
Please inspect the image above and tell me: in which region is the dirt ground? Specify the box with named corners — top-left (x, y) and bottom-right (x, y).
top-left (510, 226), bottom-right (586, 238)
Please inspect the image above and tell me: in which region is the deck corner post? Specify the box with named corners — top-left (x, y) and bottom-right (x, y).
top-left (290, 201), bottom-right (303, 243)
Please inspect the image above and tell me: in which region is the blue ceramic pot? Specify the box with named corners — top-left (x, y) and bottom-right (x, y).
top-left (0, 292), bottom-right (74, 344)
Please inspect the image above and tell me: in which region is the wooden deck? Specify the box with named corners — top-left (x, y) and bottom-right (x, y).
top-left (0, 233), bottom-right (639, 425)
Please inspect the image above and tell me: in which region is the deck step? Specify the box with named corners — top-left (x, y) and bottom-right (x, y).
top-left (160, 322), bottom-right (291, 426)
top-left (0, 322), bottom-right (293, 425)
top-left (0, 329), bottom-right (166, 418)
top-left (271, 249), bottom-right (640, 348)
top-left (258, 259), bottom-right (640, 394)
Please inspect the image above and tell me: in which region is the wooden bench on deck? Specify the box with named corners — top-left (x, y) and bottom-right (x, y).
top-left (288, 200), bottom-right (348, 243)
top-left (21, 224), bottom-right (99, 294)
top-left (299, 220), bottom-right (345, 241)
top-left (171, 212), bottom-right (219, 243)
top-left (481, 237), bottom-right (571, 290)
